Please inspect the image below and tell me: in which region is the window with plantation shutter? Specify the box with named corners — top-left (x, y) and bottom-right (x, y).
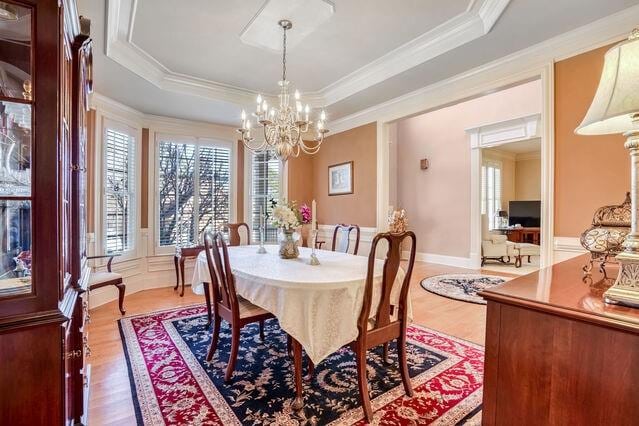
top-left (250, 151), bottom-right (281, 243)
top-left (103, 124), bottom-right (136, 253)
top-left (481, 159), bottom-right (502, 230)
top-left (157, 137), bottom-right (231, 248)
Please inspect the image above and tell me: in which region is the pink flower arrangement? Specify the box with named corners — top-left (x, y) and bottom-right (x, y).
top-left (299, 204), bottom-right (312, 224)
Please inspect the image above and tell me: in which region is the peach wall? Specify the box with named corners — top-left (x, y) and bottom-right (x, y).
top-left (312, 123), bottom-right (377, 227)
top-left (554, 44), bottom-right (629, 238)
top-left (287, 153), bottom-right (314, 208)
top-left (397, 80), bottom-right (542, 257)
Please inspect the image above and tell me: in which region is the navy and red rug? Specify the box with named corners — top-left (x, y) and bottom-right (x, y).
top-left (119, 305), bottom-right (483, 425)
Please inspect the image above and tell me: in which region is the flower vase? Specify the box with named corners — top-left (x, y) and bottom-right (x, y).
top-left (279, 228), bottom-right (299, 259)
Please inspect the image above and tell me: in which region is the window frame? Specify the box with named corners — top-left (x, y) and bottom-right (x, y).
top-left (101, 118), bottom-right (139, 257)
top-left (153, 133), bottom-right (236, 255)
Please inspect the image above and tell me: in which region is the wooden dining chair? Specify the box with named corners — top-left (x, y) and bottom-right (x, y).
top-left (227, 222), bottom-right (251, 246)
top-left (332, 224), bottom-right (361, 255)
top-left (87, 254), bottom-right (126, 315)
top-left (203, 231), bottom-right (274, 382)
top-left (351, 231), bottom-right (416, 422)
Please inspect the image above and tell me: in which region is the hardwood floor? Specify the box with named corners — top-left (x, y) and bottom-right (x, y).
top-left (87, 261), bottom-right (509, 425)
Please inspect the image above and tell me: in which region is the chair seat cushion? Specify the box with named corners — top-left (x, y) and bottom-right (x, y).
top-left (238, 296), bottom-right (269, 318)
top-left (89, 271), bottom-right (122, 286)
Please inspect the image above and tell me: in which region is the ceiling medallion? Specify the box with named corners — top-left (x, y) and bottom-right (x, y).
top-left (237, 19), bottom-right (328, 163)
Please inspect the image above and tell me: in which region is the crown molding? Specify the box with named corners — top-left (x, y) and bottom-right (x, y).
top-left (328, 4), bottom-right (639, 135)
top-left (105, 0), bottom-right (508, 108)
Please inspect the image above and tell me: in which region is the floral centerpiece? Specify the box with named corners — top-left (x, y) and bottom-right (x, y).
top-left (269, 199), bottom-right (302, 258)
top-left (299, 204), bottom-right (312, 224)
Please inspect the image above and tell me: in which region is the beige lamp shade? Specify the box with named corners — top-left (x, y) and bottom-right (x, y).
top-left (576, 35), bottom-right (639, 135)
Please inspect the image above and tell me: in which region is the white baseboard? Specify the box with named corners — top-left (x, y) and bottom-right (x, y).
top-left (403, 250), bottom-right (477, 269)
top-left (553, 236), bottom-right (586, 263)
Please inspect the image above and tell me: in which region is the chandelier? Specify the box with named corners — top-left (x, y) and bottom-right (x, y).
top-left (237, 19), bottom-right (328, 162)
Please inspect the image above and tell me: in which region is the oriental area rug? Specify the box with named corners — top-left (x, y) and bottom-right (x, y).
top-left (119, 305), bottom-right (483, 425)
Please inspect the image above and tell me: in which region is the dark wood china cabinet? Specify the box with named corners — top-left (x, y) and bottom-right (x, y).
top-left (0, 0), bottom-right (93, 424)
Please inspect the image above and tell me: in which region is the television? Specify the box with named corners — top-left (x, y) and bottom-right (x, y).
top-left (509, 201), bottom-right (541, 227)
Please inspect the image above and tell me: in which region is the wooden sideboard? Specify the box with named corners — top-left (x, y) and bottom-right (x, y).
top-left (480, 255), bottom-right (639, 425)
top-left (493, 227), bottom-right (541, 245)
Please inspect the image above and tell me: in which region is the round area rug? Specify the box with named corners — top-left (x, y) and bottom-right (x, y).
top-left (420, 274), bottom-right (506, 305)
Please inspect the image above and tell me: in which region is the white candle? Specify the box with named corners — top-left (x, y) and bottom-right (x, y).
top-left (311, 199), bottom-right (317, 232)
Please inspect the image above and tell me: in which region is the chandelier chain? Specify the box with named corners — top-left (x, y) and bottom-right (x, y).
top-left (282, 25), bottom-right (287, 82)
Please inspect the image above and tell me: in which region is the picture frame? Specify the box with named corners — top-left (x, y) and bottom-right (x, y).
top-left (328, 161), bottom-right (353, 196)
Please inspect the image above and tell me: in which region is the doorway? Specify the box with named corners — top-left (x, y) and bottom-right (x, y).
top-left (479, 137), bottom-right (542, 275)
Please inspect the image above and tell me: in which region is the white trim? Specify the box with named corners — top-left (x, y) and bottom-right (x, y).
top-left (329, 5), bottom-right (639, 135)
top-left (466, 113), bottom-right (541, 149)
top-left (553, 236), bottom-right (587, 264)
top-left (104, 0), bottom-right (508, 107)
top-left (553, 236), bottom-right (584, 253)
top-left (402, 251), bottom-right (476, 270)
top-left (317, 224), bottom-right (377, 256)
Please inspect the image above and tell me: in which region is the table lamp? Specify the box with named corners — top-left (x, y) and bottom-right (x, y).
top-left (576, 29), bottom-right (639, 308)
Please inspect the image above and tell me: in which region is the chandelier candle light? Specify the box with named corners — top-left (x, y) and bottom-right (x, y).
top-left (576, 28), bottom-right (639, 308)
top-left (237, 20), bottom-right (329, 163)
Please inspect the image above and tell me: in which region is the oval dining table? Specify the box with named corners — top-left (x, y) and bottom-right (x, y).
top-left (191, 244), bottom-right (409, 410)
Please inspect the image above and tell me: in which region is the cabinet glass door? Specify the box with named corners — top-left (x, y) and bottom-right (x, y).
top-left (0, 2), bottom-right (31, 297)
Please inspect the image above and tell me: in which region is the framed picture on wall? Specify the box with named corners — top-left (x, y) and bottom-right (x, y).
top-left (328, 161), bottom-right (353, 196)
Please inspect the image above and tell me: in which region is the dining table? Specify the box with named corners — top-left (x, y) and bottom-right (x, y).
top-left (191, 244), bottom-right (409, 410)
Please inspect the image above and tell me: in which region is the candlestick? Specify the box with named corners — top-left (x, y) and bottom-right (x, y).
top-left (257, 205), bottom-right (266, 254)
top-left (309, 229), bottom-right (320, 265)
top-left (311, 199), bottom-right (317, 234)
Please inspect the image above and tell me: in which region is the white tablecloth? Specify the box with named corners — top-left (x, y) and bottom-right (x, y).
top-left (191, 245), bottom-right (410, 364)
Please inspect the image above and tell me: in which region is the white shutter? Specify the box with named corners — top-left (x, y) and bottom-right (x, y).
top-left (157, 138), bottom-right (231, 247)
top-left (251, 151), bottom-right (281, 243)
top-left (104, 125), bottom-right (136, 253)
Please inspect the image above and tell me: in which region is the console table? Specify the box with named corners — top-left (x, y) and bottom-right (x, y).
top-left (493, 227), bottom-right (540, 245)
top-left (173, 246), bottom-right (205, 297)
top-left (479, 255), bottom-right (639, 424)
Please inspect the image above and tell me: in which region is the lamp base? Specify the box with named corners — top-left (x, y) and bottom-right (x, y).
top-left (309, 253), bottom-right (320, 266)
top-left (605, 249), bottom-right (639, 308)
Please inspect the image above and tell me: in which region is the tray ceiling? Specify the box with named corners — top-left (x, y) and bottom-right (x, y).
top-left (81, 0), bottom-right (639, 126)
top-left (106, 0), bottom-right (508, 107)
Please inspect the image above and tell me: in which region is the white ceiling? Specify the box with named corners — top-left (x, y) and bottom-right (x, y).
top-left (78, 0), bottom-right (639, 126)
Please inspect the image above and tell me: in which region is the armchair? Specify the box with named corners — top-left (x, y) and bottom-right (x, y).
top-left (481, 214), bottom-right (515, 266)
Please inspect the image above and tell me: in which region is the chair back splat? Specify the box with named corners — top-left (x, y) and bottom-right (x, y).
top-left (358, 231), bottom-right (416, 336)
top-left (227, 222), bottom-right (251, 246)
top-left (203, 231), bottom-right (239, 315)
top-left (332, 224), bottom-right (361, 255)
